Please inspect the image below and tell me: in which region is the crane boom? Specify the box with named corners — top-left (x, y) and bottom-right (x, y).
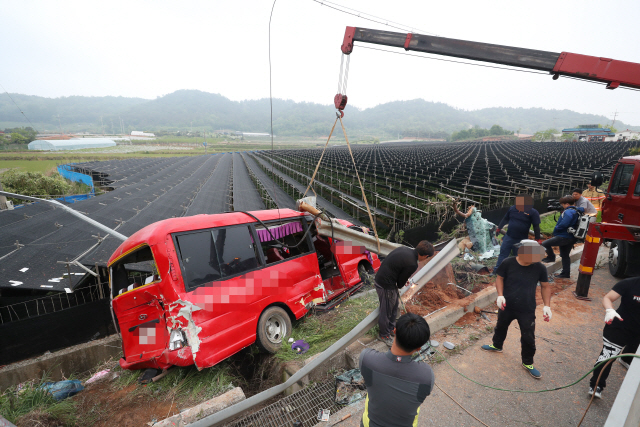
top-left (335, 27), bottom-right (640, 112)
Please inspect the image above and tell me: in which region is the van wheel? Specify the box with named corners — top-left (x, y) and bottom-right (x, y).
top-left (358, 264), bottom-right (372, 286)
top-left (609, 240), bottom-right (627, 278)
top-left (256, 307), bottom-right (291, 354)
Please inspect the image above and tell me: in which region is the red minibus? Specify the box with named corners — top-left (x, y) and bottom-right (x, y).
top-left (109, 209), bottom-right (380, 370)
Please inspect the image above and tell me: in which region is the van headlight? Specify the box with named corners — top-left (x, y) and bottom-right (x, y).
top-left (169, 329), bottom-right (187, 351)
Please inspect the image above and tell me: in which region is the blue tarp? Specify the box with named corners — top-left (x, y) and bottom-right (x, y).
top-left (57, 165), bottom-right (94, 190)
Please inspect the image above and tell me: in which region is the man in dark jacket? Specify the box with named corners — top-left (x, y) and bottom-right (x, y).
top-left (374, 241), bottom-right (434, 346)
top-left (541, 196), bottom-right (584, 278)
top-left (494, 195), bottom-right (542, 272)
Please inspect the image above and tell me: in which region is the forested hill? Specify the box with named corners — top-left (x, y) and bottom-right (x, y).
top-left (1, 90), bottom-right (636, 136)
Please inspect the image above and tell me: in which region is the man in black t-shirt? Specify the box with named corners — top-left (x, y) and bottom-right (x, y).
top-left (374, 241), bottom-right (434, 346)
top-left (481, 241), bottom-right (551, 379)
top-left (588, 277), bottom-right (640, 399)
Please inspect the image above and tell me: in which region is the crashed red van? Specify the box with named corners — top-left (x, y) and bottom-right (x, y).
top-left (108, 209), bottom-right (380, 371)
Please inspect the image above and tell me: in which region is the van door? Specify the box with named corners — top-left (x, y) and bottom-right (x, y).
top-left (110, 246), bottom-right (168, 365)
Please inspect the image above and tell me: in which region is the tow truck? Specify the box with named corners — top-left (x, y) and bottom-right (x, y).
top-left (334, 26), bottom-right (640, 297)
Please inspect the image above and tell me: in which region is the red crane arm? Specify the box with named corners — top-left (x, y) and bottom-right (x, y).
top-left (335, 26), bottom-right (640, 111)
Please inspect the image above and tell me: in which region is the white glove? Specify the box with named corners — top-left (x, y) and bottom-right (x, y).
top-left (496, 296), bottom-right (506, 310)
top-left (605, 308), bottom-right (623, 324)
top-left (543, 306), bottom-right (552, 322)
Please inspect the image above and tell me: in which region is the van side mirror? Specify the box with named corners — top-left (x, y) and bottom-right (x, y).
top-left (590, 171), bottom-right (604, 188)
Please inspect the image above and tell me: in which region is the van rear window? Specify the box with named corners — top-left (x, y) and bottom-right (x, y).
top-left (256, 219), bottom-right (313, 265)
top-left (175, 226), bottom-right (260, 290)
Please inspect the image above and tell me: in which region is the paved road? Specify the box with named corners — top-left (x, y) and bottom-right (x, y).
top-left (319, 260), bottom-right (627, 427)
top-left (232, 153), bottom-right (265, 212)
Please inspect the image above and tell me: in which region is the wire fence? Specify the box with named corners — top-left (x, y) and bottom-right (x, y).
top-left (0, 282), bottom-right (107, 325)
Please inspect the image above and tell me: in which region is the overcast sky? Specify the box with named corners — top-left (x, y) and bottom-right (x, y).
top-left (2, 0), bottom-right (639, 126)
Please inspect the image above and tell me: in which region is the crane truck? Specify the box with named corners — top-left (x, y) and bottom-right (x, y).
top-left (334, 26), bottom-right (640, 297)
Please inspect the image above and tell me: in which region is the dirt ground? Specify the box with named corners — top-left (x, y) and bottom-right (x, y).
top-left (73, 382), bottom-right (178, 427)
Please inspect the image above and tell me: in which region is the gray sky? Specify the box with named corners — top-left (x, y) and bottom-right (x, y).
top-left (2, 0), bottom-right (640, 126)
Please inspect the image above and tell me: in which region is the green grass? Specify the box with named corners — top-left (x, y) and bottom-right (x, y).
top-left (537, 214), bottom-right (558, 236)
top-left (275, 292), bottom-right (379, 362)
top-left (0, 159), bottom-right (63, 173)
top-left (0, 373), bottom-right (77, 426)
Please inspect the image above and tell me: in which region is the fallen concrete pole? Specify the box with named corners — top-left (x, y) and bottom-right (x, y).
top-left (315, 217), bottom-right (403, 257)
top-left (403, 239), bottom-right (460, 301)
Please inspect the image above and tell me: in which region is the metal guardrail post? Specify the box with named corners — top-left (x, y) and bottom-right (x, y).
top-left (604, 348), bottom-right (640, 427)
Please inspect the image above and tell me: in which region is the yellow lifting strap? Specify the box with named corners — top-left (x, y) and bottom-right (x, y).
top-left (303, 116), bottom-right (338, 197)
top-left (304, 114), bottom-right (381, 253)
top-left (339, 116), bottom-right (381, 254)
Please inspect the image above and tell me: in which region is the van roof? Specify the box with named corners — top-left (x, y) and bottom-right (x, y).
top-left (621, 155), bottom-right (640, 162)
top-left (108, 209), bottom-right (306, 265)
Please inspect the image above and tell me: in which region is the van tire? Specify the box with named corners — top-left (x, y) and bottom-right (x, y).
top-left (609, 240), bottom-right (627, 278)
top-left (256, 306), bottom-right (292, 354)
top-left (358, 263), bottom-right (372, 286)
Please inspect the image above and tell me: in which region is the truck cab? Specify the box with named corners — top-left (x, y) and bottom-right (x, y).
top-left (601, 155), bottom-right (640, 277)
top-left (108, 209), bottom-right (379, 371)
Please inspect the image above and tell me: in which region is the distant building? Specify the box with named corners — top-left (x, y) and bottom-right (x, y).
top-left (561, 125), bottom-right (614, 142)
top-left (239, 132), bottom-right (272, 137)
top-left (131, 131), bottom-right (155, 137)
top-left (605, 129), bottom-right (640, 142)
top-left (28, 138), bottom-right (117, 151)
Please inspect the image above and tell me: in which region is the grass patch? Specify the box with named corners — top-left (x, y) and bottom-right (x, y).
top-left (537, 214), bottom-right (558, 236)
top-left (0, 373), bottom-right (77, 426)
top-left (275, 292), bottom-right (379, 362)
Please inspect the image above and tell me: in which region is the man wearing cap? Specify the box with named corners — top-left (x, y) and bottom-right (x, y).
top-left (481, 241), bottom-right (552, 379)
top-left (359, 313), bottom-right (434, 427)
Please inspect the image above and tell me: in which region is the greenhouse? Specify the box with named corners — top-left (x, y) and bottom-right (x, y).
top-left (28, 138), bottom-right (117, 151)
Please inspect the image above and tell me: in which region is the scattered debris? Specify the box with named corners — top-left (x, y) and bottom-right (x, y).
top-left (335, 369), bottom-right (366, 406)
top-left (85, 369), bottom-right (111, 385)
top-left (39, 380), bottom-right (84, 401)
top-left (292, 340), bottom-right (310, 355)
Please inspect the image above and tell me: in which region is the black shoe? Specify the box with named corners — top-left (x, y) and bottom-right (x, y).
top-left (554, 272), bottom-right (571, 279)
top-left (541, 257), bottom-right (555, 263)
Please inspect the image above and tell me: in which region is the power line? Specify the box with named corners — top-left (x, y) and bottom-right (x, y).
top-left (0, 82), bottom-right (40, 133)
top-left (310, 0), bottom-right (439, 36)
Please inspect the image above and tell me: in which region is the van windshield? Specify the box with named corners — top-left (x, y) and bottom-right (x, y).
top-left (110, 246), bottom-right (159, 298)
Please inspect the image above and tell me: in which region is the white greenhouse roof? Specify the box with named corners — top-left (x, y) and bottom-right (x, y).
top-left (28, 138), bottom-right (117, 151)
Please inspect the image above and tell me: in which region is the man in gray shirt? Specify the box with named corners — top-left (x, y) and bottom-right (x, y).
top-left (572, 188), bottom-right (597, 216)
top-left (359, 313), bottom-right (434, 427)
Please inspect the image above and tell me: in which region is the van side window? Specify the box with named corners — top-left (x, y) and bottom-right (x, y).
top-left (257, 219), bottom-right (312, 265)
top-left (212, 226), bottom-right (259, 277)
top-left (610, 164), bottom-right (636, 195)
top-left (175, 226), bottom-right (260, 290)
top-left (635, 173), bottom-right (640, 196)
top-left (176, 231), bottom-right (222, 288)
